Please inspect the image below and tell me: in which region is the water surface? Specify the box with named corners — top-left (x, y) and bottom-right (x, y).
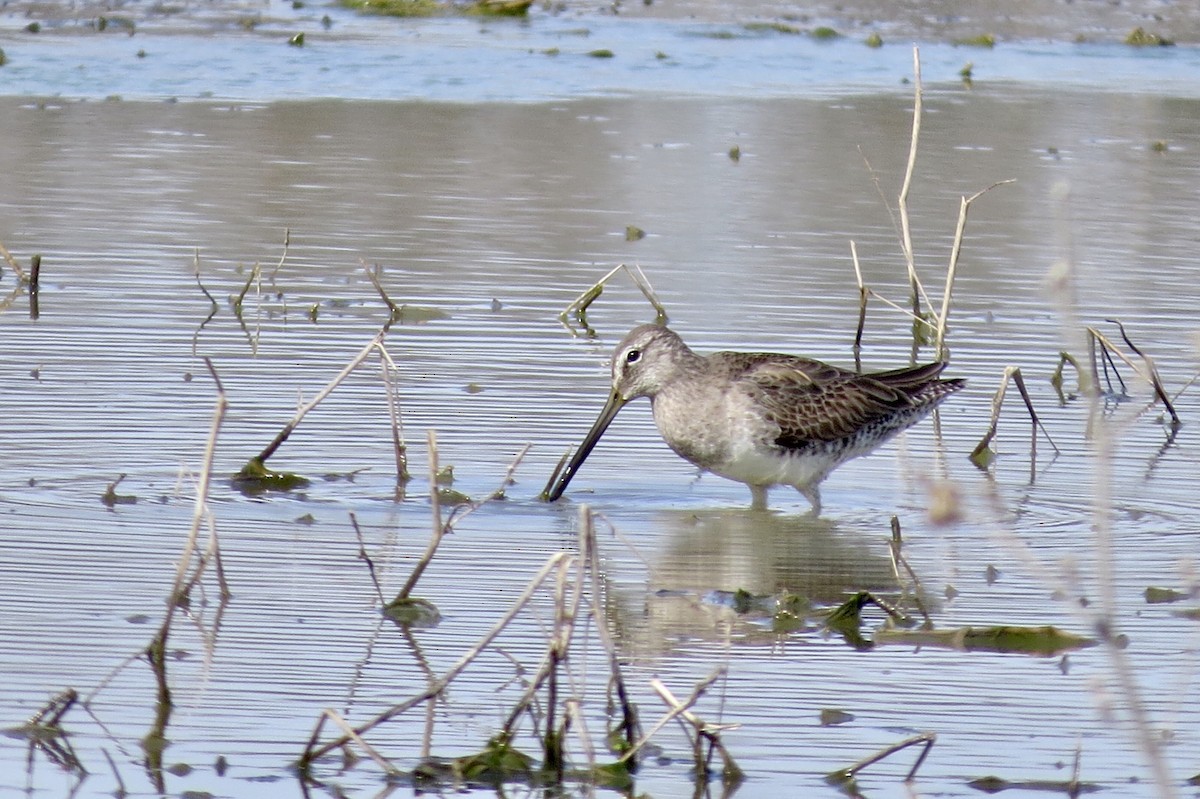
top-left (1, 28), bottom-right (1200, 799)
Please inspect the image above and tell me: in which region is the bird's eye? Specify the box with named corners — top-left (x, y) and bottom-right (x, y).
top-left (626, 349), bottom-right (641, 364)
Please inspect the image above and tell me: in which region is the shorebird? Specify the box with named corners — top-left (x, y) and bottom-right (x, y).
top-left (543, 324), bottom-right (964, 512)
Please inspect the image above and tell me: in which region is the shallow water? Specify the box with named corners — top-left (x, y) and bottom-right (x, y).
top-left (2, 16), bottom-right (1200, 799)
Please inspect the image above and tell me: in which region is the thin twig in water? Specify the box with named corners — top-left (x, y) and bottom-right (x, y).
top-left (169, 358), bottom-right (228, 606)
top-left (349, 512), bottom-right (387, 606)
top-left (191, 249), bottom-right (219, 357)
top-left (850, 240), bottom-right (868, 358)
top-left (831, 731), bottom-right (936, 784)
top-left (934, 180), bottom-right (1016, 361)
top-left (300, 551), bottom-right (571, 765)
top-left (559, 263), bottom-right (667, 334)
top-left (897, 47), bottom-right (932, 318)
top-left (395, 430), bottom-right (446, 602)
top-left (100, 748), bottom-right (127, 797)
top-left (971, 365), bottom-right (1060, 465)
top-left (1105, 319), bottom-right (1179, 424)
top-left (888, 516), bottom-right (932, 628)
top-left (0, 238), bottom-right (27, 282)
top-left (375, 342), bottom-right (410, 485)
top-left (268, 227), bottom-right (291, 286)
top-left (247, 330), bottom-right (388, 467)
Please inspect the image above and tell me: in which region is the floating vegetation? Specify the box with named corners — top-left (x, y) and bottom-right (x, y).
top-left (743, 21), bottom-right (801, 35)
top-left (101, 473), bottom-right (138, 507)
top-left (94, 15), bottom-right (136, 32)
top-left (1125, 27), bottom-right (1173, 46)
top-left (954, 33), bottom-right (996, 48)
top-left (811, 26), bottom-right (840, 40)
top-left (452, 735), bottom-right (535, 783)
top-left (339, 0), bottom-right (440, 16)
top-left (728, 144), bottom-right (741, 162)
top-left (288, 32), bottom-right (305, 46)
top-left (587, 48), bottom-right (614, 58)
top-left (819, 708), bottom-right (854, 726)
top-left (1150, 139), bottom-right (1168, 152)
top-left (968, 775), bottom-right (1100, 794)
top-left (865, 32), bottom-right (882, 48)
top-left (624, 225), bottom-right (645, 241)
top-left (1144, 586), bottom-right (1191, 604)
top-left (0, 48), bottom-right (6, 67)
top-left (340, 0), bottom-right (533, 17)
top-left (875, 625), bottom-right (1095, 656)
top-left (468, 0), bottom-right (533, 16)
top-left (383, 596), bottom-right (442, 627)
top-left (232, 456), bottom-right (311, 493)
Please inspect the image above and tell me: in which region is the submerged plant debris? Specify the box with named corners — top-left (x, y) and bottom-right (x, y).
top-left (339, 0), bottom-right (531, 16)
top-left (232, 457), bottom-right (311, 494)
top-left (875, 625), bottom-right (1095, 656)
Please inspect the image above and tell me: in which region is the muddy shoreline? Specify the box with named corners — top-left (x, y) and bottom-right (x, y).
top-left (2, 0), bottom-right (1195, 44)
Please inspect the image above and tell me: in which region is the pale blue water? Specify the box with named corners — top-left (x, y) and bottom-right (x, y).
top-left (1, 7), bottom-right (1199, 101)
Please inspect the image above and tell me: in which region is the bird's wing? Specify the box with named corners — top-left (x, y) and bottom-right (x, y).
top-left (731, 357), bottom-right (918, 447)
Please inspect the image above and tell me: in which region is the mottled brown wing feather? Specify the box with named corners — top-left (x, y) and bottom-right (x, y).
top-left (723, 356), bottom-right (953, 448)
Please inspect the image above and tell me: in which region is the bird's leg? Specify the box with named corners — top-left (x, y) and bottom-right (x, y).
top-left (749, 485), bottom-right (769, 511)
top-left (797, 484), bottom-right (822, 516)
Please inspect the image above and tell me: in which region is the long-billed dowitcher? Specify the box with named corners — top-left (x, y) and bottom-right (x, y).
top-left (543, 324), bottom-right (965, 512)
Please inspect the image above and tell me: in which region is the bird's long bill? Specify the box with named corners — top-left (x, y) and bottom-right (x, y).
top-left (542, 388), bottom-right (627, 502)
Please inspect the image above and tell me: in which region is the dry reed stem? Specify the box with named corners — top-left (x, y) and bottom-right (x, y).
top-left (498, 537), bottom-right (586, 751)
top-left (564, 699), bottom-right (596, 770)
top-left (442, 443), bottom-right (531, 531)
top-left (559, 263), bottom-right (667, 333)
top-left (301, 551), bottom-right (571, 764)
top-left (888, 516), bottom-right (932, 628)
top-left (581, 507), bottom-right (642, 753)
top-left (0, 284), bottom-right (24, 315)
top-left (646, 675), bottom-right (741, 779)
top-left (1088, 324), bottom-right (1179, 424)
top-left (268, 227), bottom-right (291, 286)
top-left (897, 47), bottom-right (927, 316)
top-left (833, 731), bottom-right (936, 783)
top-left (28, 254), bottom-right (40, 320)
top-left (395, 430), bottom-right (445, 601)
top-left (250, 329), bottom-right (388, 465)
top-left (322, 709), bottom-right (400, 775)
top-left (374, 342), bottom-right (410, 484)
top-left (100, 748), bottom-right (127, 796)
top-left (0, 238), bottom-right (27, 282)
top-left (934, 180), bottom-right (1017, 361)
top-left (169, 358), bottom-right (228, 606)
top-left (970, 366), bottom-right (1060, 463)
top-left (855, 49), bottom-right (1009, 360)
top-left (850, 240), bottom-right (868, 355)
top-left (363, 261), bottom-right (401, 320)
top-left (349, 512), bottom-right (387, 607)
top-left (191, 249), bottom-right (219, 358)
top-left (620, 671), bottom-right (733, 764)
